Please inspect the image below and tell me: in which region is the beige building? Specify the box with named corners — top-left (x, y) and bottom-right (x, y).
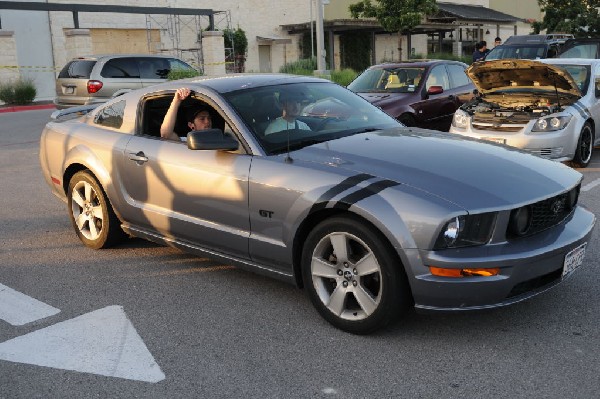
top-left (0, 0), bottom-right (541, 101)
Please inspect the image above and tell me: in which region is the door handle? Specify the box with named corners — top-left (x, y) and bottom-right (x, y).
top-left (128, 151), bottom-right (148, 165)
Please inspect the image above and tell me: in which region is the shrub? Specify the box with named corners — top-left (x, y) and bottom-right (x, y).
top-left (278, 59), bottom-right (357, 86)
top-left (330, 69), bottom-right (358, 86)
top-left (167, 68), bottom-right (201, 81)
top-left (0, 78), bottom-right (36, 105)
top-left (279, 57), bottom-right (316, 75)
top-left (424, 52), bottom-right (472, 65)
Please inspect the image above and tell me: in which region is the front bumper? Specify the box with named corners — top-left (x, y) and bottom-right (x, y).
top-left (406, 205), bottom-right (595, 311)
top-left (449, 119), bottom-right (580, 162)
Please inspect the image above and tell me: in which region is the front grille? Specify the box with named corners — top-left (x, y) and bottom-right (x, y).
top-left (472, 123), bottom-right (523, 132)
top-left (506, 185), bottom-right (580, 239)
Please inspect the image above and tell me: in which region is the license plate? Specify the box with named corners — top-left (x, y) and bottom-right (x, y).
top-left (481, 137), bottom-right (506, 144)
top-left (64, 86), bottom-right (74, 94)
top-left (563, 243), bottom-right (587, 277)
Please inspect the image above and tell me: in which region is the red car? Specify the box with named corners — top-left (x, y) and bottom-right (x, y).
top-left (347, 60), bottom-right (475, 131)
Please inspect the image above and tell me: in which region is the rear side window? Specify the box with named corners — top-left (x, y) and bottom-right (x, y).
top-left (101, 58), bottom-right (140, 78)
top-left (138, 58), bottom-right (171, 79)
top-left (169, 58), bottom-right (195, 72)
top-left (447, 64), bottom-right (470, 88)
top-left (93, 100), bottom-right (126, 129)
top-left (58, 60), bottom-right (96, 78)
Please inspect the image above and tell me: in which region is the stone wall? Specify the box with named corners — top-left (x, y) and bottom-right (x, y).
top-left (0, 32), bottom-right (19, 84)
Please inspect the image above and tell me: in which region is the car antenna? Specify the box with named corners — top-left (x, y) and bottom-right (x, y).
top-left (284, 124), bottom-right (293, 163)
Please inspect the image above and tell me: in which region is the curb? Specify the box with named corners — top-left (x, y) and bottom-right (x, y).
top-left (0, 104), bottom-right (56, 114)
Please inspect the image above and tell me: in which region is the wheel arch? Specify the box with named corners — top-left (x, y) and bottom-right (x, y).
top-left (292, 207), bottom-right (411, 294)
top-left (62, 162), bottom-right (123, 223)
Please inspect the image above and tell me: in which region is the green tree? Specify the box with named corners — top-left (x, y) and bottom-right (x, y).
top-left (533, 0), bottom-right (600, 37)
top-left (349, 0), bottom-right (437, 60)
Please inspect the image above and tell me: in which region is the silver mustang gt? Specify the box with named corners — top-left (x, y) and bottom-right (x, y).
top-left (40, 74), bottom-right (595, 334)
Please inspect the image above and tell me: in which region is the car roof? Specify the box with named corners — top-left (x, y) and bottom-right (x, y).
top-left (70, 54), bottom-right (183, 61)
top-left (505, 34), bottom-right (573, 44)
top-left (147, 73), bottom-right (332, 94)
top-left (367, 60), bottom-right (465, 69)
top-left (541, 58), bottom-right (600, 66)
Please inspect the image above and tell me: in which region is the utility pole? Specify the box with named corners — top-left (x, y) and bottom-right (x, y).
top-left (315, 0), bottom-right (327, 75)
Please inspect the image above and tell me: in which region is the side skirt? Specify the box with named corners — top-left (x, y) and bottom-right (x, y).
top-left (121, 223), bottom-right (297, 285)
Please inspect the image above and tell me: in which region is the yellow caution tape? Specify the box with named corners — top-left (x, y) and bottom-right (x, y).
top-left (0, 65), bottom-right (60, 71)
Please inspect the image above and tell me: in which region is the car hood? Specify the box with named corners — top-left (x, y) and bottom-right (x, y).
top-left (357, 92), bottom-right (414, 108)
top-left (467, 59), bottom-right (581, 99)
top-left (293, 127), bottom-right (580, 211)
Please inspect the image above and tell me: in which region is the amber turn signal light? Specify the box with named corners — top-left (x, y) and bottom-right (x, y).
top-left (429, 266), bottom-right (500, 277)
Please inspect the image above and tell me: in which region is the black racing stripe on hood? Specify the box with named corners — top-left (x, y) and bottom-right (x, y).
top-left (572, 101), bottom-right (590, 119)
top-left (309, 173), bottom-right (374, 213)
top-left (333, 179), bottom-right (400, 211)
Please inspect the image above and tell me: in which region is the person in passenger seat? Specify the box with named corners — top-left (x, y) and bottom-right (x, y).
top-left (264, 92), bottom-right (311, 135)
top-left (160, 88), bottom-right (212, 141)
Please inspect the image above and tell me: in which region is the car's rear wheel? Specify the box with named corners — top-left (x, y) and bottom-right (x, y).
top-left (67, 171), bottom-right (124, 249)
top-left (573, 122), bottom-right (594, 168)
top-left (301, 216), bottom-right (411, 334)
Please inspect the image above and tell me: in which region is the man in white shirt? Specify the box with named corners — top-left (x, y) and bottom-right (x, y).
top-left (265, 92), bottom-right (311, 135)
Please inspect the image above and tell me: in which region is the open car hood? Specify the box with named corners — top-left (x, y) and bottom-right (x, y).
top-left (467, 59), bottom-right (581, 98)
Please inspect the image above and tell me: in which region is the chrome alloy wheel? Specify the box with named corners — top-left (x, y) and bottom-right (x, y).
top-left (310, 232), bottom-right (382, 321)
top-left (70, 180), bottom-right (104, 241)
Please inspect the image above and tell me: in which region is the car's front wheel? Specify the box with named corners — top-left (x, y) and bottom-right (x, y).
top-left (573, 122), bottom-right (594, 168)
top-left (301, 216), bottom-right (411, 334)
top-left (67, 171), bottom-right (125, 249)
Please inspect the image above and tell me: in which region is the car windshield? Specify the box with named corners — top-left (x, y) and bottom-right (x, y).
top-left (347, 67), bottom-right (425, 93)
top-left (223, 82), bottom-right (400, 155)
top-left (485, 44), bottom-right (546, 60)
top-left (556, 64), bottom-right (591, 94)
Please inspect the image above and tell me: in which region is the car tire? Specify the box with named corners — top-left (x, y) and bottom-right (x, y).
top-left (573, 122), bottom-right (594, 168)
top-left (398, 114), bottom-right (416, 127)
top-left (301, 216), bottom-right (411, 334)
top-left (67, 170), bottom-right (125, 249)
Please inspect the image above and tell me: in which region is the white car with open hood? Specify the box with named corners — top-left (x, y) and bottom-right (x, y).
top-left (450, 58), bottom-right (600, 167)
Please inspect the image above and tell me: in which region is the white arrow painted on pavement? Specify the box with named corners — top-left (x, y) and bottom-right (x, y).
top-left (0, 305), bottom-right (165, 383)
top-left (0, 283), bottom-right (60, 325)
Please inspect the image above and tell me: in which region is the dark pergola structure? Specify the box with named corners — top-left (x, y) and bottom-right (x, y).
top-left (0, 1), bottom-right (218, 29)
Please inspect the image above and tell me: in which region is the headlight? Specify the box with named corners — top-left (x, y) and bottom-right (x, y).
top-left (531, 115), bottom-right (572, 132)
top-left (434, 212), bottom-right (497, 249)
top-left (452, 109), bottom-right (470, 129)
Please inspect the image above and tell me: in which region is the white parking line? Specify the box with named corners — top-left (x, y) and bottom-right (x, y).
top-left (0, 283), bottom-right (60, 326)
top-left (0, 306), bottom-right (165, 382)
top-left (581, 178), bottom-right (600, 192)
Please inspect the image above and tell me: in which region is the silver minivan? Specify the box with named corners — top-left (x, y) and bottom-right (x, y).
top-left (54, 54), bottom-right (197, 109)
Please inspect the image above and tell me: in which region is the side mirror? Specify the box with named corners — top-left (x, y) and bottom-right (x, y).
top-left (187, 129), bottom-right (239, 151)
top-left (427, 85), bottom-right (444, 95)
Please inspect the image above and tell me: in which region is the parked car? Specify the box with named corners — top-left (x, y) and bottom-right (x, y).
top-left (450, 58), bottom-right (600, 168)
top-left (54, 54), bottom-right (198, 109)
top-left (559, 38), bottom-right (600, 59)
top-left (347, 60), bottom-right (475, 131)
top-left (40, 74), bottom-right (594, 334)
top-left (484, 34), bottom-right (573, 60)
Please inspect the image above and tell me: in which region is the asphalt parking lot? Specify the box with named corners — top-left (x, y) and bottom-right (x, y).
top-left (0, 108), bottom-right (599, 398)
